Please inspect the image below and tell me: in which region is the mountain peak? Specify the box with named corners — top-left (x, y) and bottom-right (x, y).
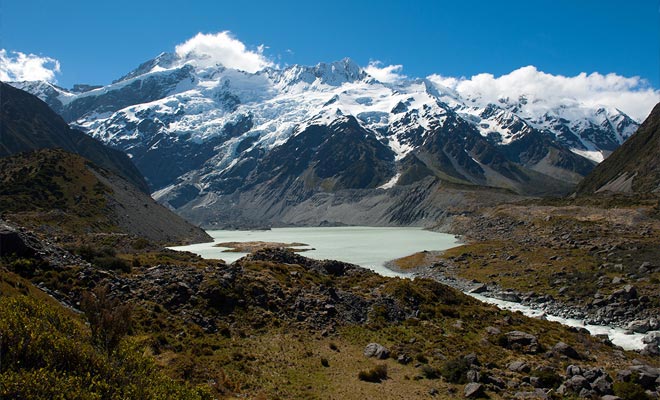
top-left (114, 52), bottom-right (180, 83)
top-left (272, 57), bottom-right (366, 88)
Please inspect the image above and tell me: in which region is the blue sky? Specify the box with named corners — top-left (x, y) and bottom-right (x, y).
top-left (1, 0), bottom-right (658, 89)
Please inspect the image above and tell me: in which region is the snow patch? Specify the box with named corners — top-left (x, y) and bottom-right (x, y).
top-left (570, 148), bottom-right (605, 163)
top-left (378, 173), bottom-right (401, 190)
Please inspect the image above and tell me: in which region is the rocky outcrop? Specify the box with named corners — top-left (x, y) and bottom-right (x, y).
top-left (364, 343), bottom-right (390, 359)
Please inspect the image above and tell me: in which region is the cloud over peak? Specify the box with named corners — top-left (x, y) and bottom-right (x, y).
top-left (428, 66), bottom-right (659, 121)
top-left (174, 31), bottom-right (274, 73)
top-left (364, 61), bottom-right (406, 83)
top-left (0, 49), bottom-right (61, 82)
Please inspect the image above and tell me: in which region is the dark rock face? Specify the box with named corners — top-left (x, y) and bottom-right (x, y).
top-left (238, 116), bottom-right (396, 194)
top-left (0, 224), bottom-right (35, 258)
top-left (0, 82), bottom-right (149, 193)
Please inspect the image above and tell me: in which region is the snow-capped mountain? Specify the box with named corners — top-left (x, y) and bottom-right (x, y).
top-left (10, 52), bottom-right (640, 226)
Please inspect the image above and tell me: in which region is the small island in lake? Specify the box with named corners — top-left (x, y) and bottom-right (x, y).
top-left (214, 241), bottom-right (310, 253)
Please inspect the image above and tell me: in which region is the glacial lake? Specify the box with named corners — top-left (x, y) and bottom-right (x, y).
top-left (170, 226), bottom-right (460, 277)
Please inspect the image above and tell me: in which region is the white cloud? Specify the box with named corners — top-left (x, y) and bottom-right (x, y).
top-left (428, 66), bottom-right (659, 121)
top-left (364, 61), bottom-right (406, 83)
top-left (0, 49), bottom-right (61, 82)
top-left (175, 31), bottom-right (274, 73)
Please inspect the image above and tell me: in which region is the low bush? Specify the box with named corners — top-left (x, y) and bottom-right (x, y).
top-left (81, 285), bottom-right (133, 353)
top-left (613, 381), bottom-right (651, 400)
top-left (531, 369), bottom-right (562, 389)
top-left (440, 357), bottom-right (471, 384)
top-left (358, 364), bottom-right (388, 383)
top-left (420, 365), bottom-right (441, 379)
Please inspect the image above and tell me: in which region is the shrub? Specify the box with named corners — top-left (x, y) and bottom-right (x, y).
top-left (93, 256), bottom-right (130, 272)
top-left (358, 364), bottom-right (388, 383)
top-left (613, 381), bottom-right (651, 400)
top-left (440, 357), bottom-right (471, 384)
top-left (132, 237), bottom-right (150, 250)
top-left (531, 369), bottom-right (562, 389)
top-left (7, 258), bottom-right (39, 277)
top-left (0, 295), bottom-right (211, 400)
top-left (420, 365), bottom-right (441, 379)
top-left (415, 353), bottom-right (428, 364)
top-left (80, 285), bottom-right (133, 353)
top-left (321, 358), bottom-right (329, 367)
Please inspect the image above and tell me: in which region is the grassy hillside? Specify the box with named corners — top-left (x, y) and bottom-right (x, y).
top-left (0, 149), bottom-right (210, 245)
top-left (0, 81), bottom-right (149, 193)
top-left (0, 277), bottom-right (212, 399)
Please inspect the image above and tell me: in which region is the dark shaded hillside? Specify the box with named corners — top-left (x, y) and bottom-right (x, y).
top-left (577, 103), bottom-right (660, 194)
top-left (0, 82), bottom-right (149, 193)
top-left (0, 149), bottom-right (210, 244)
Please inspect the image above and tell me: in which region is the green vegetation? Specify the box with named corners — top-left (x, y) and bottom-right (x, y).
top-left (0, 295), bottom-right (211, 399)
top-left (81, 285), bottom-right (133, 353)
top-left (613, 381), bottom-right (652, 400)
top-left (439, 357), bottom-right (471, 384)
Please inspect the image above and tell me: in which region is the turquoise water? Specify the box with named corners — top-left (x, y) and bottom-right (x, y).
top-left (170, 226), bottom-right (460, 277)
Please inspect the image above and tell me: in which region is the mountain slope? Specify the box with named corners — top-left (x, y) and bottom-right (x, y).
top-left (0, 82), bottom-right (149, 193)
top-left (577, 103), bottom-right (660, 194)
top-left (0, 148), bottom-right (210, 244)
top-left (10, 54), bottom-right (642, 226)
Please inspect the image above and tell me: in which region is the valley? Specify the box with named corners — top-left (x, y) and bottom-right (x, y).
top-left (1, 23), bottom-right (660, 399)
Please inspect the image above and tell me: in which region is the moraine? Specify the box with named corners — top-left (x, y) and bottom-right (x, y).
top-left (170, 226), bottom-right (654, 351)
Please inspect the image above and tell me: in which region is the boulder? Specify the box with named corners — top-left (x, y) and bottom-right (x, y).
top-left (466, 369), bottom-right (481, 383)
top-left (507, 361), bottom-right (530, 373)
top-left (504, 331), bottom-right (541, 353)
top-left (628, 319), bottom-right (651, 334)
top-left (566, 365), bottom-right (583, 377)
top-left (552, 341), bottom-right (580, 359)
top-left (642, 331), bottom-right (660, 345)
top-left (485, 326), bottom-right (501, 335)
top-left (495, 291), bottom-right (522, 303)
top-left (629, 365), bottom-right (660, 390)
top-left (557, 375), bottom-right (591, 396)
top-left (397, 354), bottom-right (411, 365)
top-left (363, 343), bottom-right (390, 359)
top-left (592, 376), bottom-right (614, 395)
top-left (464, 382), bottom-right (485, 398)
top-left (464, 353), bottom-right (480, 367)
top-left (470, 283), bottom-right (488, 294)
